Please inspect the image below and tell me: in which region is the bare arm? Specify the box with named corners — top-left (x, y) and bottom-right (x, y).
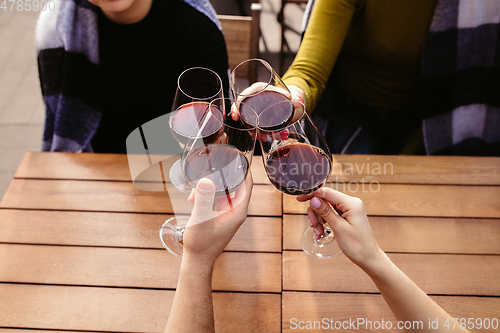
top-left (298, 189), bottom-right (470, 333)
top-left (364, 249), bottom-right (467, 333)
top-left (165, 176), bottom-right (253, 333)
top-left (166, 255), bottom-right (215, 332)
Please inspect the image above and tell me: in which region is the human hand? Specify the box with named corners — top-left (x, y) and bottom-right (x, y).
top-left (182, 175), bottom-right (253, 268)
top-left (297, 188), bottom-right (383, 270)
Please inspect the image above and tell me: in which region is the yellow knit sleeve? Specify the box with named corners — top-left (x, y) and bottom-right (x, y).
top-left (282, 0), bottom-right (359, 112)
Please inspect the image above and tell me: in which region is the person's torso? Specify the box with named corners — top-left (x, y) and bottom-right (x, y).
top-left (337, 0), bottom-right (438, 109)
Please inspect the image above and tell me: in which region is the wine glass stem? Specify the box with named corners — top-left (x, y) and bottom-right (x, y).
top-left (316, 222), bottom-right (334, 244)
top-left (177, 227), bottom-right (185, 243)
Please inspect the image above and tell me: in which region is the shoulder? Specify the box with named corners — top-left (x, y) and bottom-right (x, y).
top-left (36, 0), bottom-right (99, 60)
top-left (35, 1), bottom-right (65, 52)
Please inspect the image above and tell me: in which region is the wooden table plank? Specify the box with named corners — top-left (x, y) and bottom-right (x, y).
top-left (328, 155), bottom-right (500, 185)
top-left (283, 251), bottom-right (500, 295)
top-left (15, 152), bottom-right (500, 185)
top-left (14, 152), bottom-right (271, 185)
top-left (0, 179), bottom-right (282, 217)
top-left (0, 284), bottom-right (281, 333)
top-left (283, 214), bottom-right (500, 254)
top-left (0, 244), bottom-right (281, 293)
top-left (283, 183), bottom-right (500, 218)
top-left (0, 209), bottom-right (282, 252)
top-left (0, 331), bottom-right (95, 333)
top-left (283, 292), bottom-right (500, 332)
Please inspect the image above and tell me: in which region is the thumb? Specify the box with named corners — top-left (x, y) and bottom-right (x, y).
top-left (190, 178), bottom-right (215, 223)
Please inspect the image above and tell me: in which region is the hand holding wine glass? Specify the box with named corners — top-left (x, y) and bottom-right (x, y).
top-left (296, 188), bottom-right (382, 269)
top-left (182, 175), bottom-right (253, 266)
top-left (160, 98), bottom-right (258, 257)
top-left (259, 100), bottom-right (341, 258)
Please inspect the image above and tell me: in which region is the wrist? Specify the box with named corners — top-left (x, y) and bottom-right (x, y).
top-left (181, 253), bottom-right (215, 277)
top-left (358, 247), bottom-right (392, 278)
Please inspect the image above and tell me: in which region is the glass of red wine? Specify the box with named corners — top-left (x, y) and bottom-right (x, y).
top-left (168, 67), bottom-right (224, 193)
top-left (258, 101), bottom-right (342, 258)
top-left (160, 98), bottom-right (258, 257)
top-left (159, 67), bottom-right (224, 257)
top-left (230, 58), bottom-right (294, 131)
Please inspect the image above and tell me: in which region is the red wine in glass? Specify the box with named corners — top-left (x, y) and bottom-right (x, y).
top-left (239, 91), bottom-right (294, 130)
top-left (183, 144), bottom-right (250, 195)
top-left (266, 141), bottom-right (331, 195)
top-left (170, 102), bottom-right (223, 146)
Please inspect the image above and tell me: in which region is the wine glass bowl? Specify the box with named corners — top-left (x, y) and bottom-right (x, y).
top-left (168, 67), bottom-right (224, 193)
top-left (259, 101), bottom-right (332, 195)
top-left (258, 101), bottom-right (341, 259)
top-left (182, 98), bottom-right (257, 197)
top-left (169, 102), bottom-right (224, 147)
top-left (160, 67), bottom-right (225, 257)
top-left (230, 59), bottom-right (293, 129)
top-left (172, 67), bottom-right (223, 107)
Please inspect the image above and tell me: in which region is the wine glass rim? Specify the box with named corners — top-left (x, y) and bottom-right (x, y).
top-left (230, 58), bottom-right (275, 98)
top-left (210, 97), bottom-right (259, 131)
top-left (177, 67), bottom-right (223, 101)
top-left (257, 99), bottom-right (307, 132)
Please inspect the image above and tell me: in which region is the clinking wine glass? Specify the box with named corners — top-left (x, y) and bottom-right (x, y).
top-left (230, 58), bottom-right (294, 131)
top-left (159, 67), bottom-right (224, 257)
top-left (160, 98), bottom-right (258, 257)
top-left (258, 100), bottom-right (342, 258)
top-left (168, 67), bottom-right (224, 193)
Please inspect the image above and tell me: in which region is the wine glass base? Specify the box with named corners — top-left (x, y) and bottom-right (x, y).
top-left (159, 216), bottom-right (190, 257)
top-left (301, 227), bottom-right (343, 259)
top-left (169, 159), bottom-right (191, 193)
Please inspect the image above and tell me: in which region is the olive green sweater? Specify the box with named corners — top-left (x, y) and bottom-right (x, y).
top-left (282, 0), bottom-right (437, 112)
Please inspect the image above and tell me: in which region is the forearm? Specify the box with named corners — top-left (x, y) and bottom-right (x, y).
top-left (165, 256), bottom-right (215, 333)
top-left (363, 250), bottom-right (470, 333)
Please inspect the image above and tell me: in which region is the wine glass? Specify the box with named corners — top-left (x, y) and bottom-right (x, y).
top-left (160, 98), bottom-right (258, 256)
top-left (168, 67), bottom-right (224, 193)
top-left (157, 67), bottom-right (224, 257)
top-left (230, 58), bottom-right (294, 131)
top-left (258, 101), bottom-right (342, 258)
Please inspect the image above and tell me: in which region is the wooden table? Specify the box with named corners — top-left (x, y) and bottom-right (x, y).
top-left (0, 152), bottom-right (499, 332)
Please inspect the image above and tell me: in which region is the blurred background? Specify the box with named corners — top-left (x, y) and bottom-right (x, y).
top-left (0, 0), bottom-right (306, 197)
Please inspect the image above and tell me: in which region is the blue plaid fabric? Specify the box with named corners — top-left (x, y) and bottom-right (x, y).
top-left (422, 0), bottom-right (500, 155)
top-left (36, 0), bottom-right (221, 152)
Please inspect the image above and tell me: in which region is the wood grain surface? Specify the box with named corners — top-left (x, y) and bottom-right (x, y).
top-left (282, 292), bottom-right (500, 332)
top-left (0, 284), bottom-right (281, 333)
top-left (3, 152), bottom-right (500, 332)
top-left (328, 155), bottom-right (500, 185)
top-left (0, 209), bottom-right (282, 252)
top-left (0, 179), bottom-right (282, 216)
top-left (14, 152), bottom-right (271, 184)
top-left (16, 152), bottom-right (500, 185)
top-left (283, 183), bottom-right (500, 218)
top-left (283, 214), bottom-right (500, 254)
top-left (283, 251), bottom-right (500, 295)
top-left (0, 244), bottom-right (281, 292)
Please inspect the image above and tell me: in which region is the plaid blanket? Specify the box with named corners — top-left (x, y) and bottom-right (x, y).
top-left (36, 0), bottom-right (220, 152)
top-left (421, 0), bottom-right (500, 156)
top-left (300, 0), bottom-right (500, 156)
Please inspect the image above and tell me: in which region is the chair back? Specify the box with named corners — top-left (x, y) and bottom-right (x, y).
top-left (218, 3), bottom-right (261, 76)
